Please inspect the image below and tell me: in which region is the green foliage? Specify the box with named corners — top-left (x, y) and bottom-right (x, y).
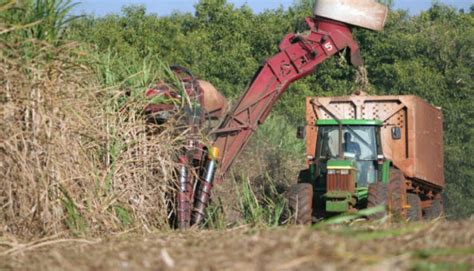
top-left (315, 206), bottom-right (386, 226)
top-left (60, 187), bottom-right (88, 235)
top-left (377, 0), bottom-right (394, 7)
top-left (335, 222), bottom-right (432, 241)
top-left (236, 176), bottom-right (286, 227)
top-left (411, 247), bottom-right (474, 271)
top-left (204, 199), bottom-right (227, 229)
top-left (250, 115), bottom-right (305, 180)
top-left (114, 205), bottom-right (132, 226)
top-left (2, 0), bottom-right (81, 43)
top-left (66, 1), bottom-right (304, 97)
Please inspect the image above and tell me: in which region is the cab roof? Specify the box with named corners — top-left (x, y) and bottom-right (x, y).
top-left (316, 119), bottom-right (383, 126)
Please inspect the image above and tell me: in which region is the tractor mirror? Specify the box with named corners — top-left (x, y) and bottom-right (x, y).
top-left (297, 126), bottom-right (306, 139)
top-left (391, 127), bottom-right (401, 140)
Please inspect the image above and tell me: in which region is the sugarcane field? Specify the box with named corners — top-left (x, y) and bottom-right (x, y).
top-left (1, 0), bottom-right (473, 270)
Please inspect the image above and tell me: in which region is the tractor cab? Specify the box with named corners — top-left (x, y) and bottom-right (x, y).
top-left (315, 119), bottom-right (383, 187)
top-left (305, 119), bottom-right (386, 215)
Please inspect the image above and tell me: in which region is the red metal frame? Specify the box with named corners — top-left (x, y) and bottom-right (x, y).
top-left (186, 16), bottom-right (364, 227)
top-left (144, 13), bottom-right (372, 228)
top-left (211, 17), bottom-right (362, 183)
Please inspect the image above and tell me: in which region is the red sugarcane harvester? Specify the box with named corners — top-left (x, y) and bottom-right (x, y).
top-left (146, 0), bottom-right (445, 228)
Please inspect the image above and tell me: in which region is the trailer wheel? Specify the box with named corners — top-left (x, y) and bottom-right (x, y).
top-left (288, 183), bottom-right (313, 224)
top-left (406, 193), bottom-right (422, 221)
top-left (424, 196), bottom-right (444, 220)
top-left (388, 168), bottom-right (407, 219)
top-left (367, 182), bottom-right (388, 220)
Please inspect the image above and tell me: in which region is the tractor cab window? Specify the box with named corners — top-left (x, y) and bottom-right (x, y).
top-left (317, 125), bottom-right (379, 186)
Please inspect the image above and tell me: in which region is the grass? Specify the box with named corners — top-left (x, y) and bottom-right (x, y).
top-left (414, 247), bottom-right (474, 258)
top-left (1, 1), bottom-right (188, 238)
top-left (60, 187), bottom-right (88, 235)
top-left (412, 262), bottom-right (470, 271)
top-left (204, 198), bottom-right (227, 230)
top-left (2, 220), bottom-right (472, 270)
top-left (114, 205), bottom-right (133, 227)
top-left (203, 173), bottom-right (288, 229)
top-left (1, 0), bottom-right (81, 43)
top-left (236, 175), bottom-right (287, 227)
top-left (411, 247), bottom-right (474, 271)
top-left (324, 220), bottom-right (432, 241)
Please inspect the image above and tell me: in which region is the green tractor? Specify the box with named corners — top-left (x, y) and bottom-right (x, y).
top-left (288, 94), bottom-right (445, 223)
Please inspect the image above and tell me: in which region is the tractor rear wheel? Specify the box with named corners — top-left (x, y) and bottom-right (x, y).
top-left (288, 183), bottom-right (313, 224)
top-left (367, 182), bottom-right (388, 220)
top-left (406, 193), bottom-right (422, 221)
top-left (388, 168), bottom-right (407, 219)
top-left (424, 196), bottom-right (444, 220)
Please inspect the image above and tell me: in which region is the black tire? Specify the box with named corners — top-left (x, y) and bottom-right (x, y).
top-left (406, 193), bottom-right (422, 221)
top-left (367, 182), bottom-right (388, 220)
top-left (288, 183), bottom-right (313, 224)
top-left (424, 196), bottom-right (444, 220)
top-left (388, 168), bottom-right (407, 219)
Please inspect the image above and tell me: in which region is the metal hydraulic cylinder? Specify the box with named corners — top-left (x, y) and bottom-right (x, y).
top-left (191, 147), bottom-right (219, 226)
top-left (177, 156), bottom-right (193, 229)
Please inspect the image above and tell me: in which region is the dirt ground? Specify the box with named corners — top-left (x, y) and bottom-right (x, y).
top-left (1, 221), bottom-right (473, 271)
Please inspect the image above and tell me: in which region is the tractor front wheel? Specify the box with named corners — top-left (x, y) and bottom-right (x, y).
top-left (367, 182), bottom-right (388, 220)
top-left (288, 183), bottom-right (313, 224)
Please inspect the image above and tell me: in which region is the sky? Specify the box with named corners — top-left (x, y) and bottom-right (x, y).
top-left (72, 0), bottom-right (473, 16)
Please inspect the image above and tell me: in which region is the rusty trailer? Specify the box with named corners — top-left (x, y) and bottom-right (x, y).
top-left (305, 93), bottom-right (444, 190)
